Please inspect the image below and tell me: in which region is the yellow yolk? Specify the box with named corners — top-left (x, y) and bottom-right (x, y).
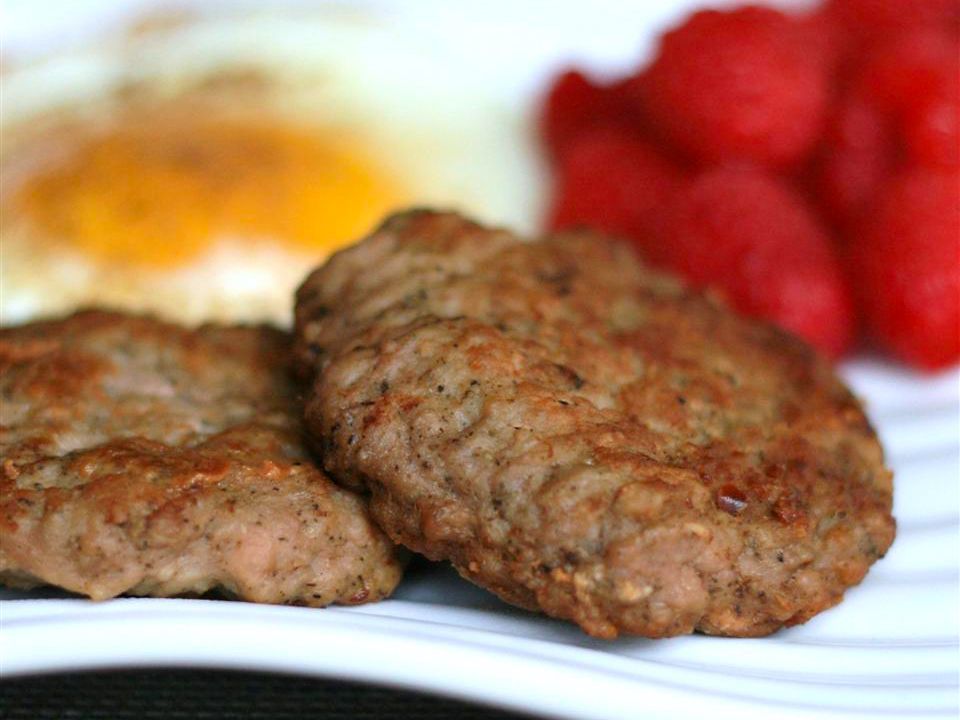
top-left (13, 113), bottom-right (402, 266)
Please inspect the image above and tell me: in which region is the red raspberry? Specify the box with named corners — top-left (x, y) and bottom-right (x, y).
top-left (858, 27), bottom-right (959, 118)
top-left (825, 0), bottom-right (959, 43)
top-left (539, 70), bottom-right (640, 164)
top-left (795, 7), bottom-right (849, 75)
top-left (905, 84), bottom-right (959, 167)
top-left (817, 92), bottom-right (898, 229)
top-left (853, 27), bottom-right (959, 168)
top-left (546, 126), bottom-right (682, 247)
top-left (638, 6), bottom-right (830, 168)
top-left (648, 165), bottom-right (854, 357)
top-left (848, 169), bottom-right (960, 370)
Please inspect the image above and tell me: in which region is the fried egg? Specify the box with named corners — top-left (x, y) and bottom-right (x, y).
top-left (1, 8), bottom-right (543, 326)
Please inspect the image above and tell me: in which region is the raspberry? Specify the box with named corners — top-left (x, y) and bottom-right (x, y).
top-left (853, 27), bottom-right (959, 168)
top-left (638, 6), bottom-right (830, 168)
top-left (848, 169), bottom-right (960, 369)
top-left (546, 127), bottom-right (682, 246)
top-left (539, 70), bottom-right (640, 164)
top-left (795, 7), bottom-right (849, 75)
top-left (815, 27), bottom-right (958, 226)
top-left (905, 85), bottom-right (959, 167)
top-left (825, 0), bottom-right (959, 42)
top-left (648, 165), bottom-right (854, 357)
top-left (817, 92), bottom-right (898, 228)
top-left (858, 27), bottom-right (959, 118)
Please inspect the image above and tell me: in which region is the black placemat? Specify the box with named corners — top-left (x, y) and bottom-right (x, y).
top-left (0, 669), bottom-right (543, 719)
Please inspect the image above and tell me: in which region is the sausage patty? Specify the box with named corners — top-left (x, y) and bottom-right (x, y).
top-left (294, 210), bottom-right (895, 638)
top-left (0, 310), bottom-right (404, 606)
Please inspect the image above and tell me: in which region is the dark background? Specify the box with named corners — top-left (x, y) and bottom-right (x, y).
top-left (1, 669), bottom-right (539, 719)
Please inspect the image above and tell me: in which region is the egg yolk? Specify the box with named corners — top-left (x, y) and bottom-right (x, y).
top-left (14, 113), bottom-right (402, 265)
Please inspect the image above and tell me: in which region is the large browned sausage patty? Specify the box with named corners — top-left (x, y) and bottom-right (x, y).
top-left (0, 310), bottom-right (404, 606)
top-left (294, 210), bottom-right (894, 638)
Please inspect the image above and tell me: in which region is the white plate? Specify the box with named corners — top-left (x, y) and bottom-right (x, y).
top-left (2, 3), bottom-right (959, 718)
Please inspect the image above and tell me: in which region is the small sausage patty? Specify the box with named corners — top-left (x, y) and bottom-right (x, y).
top-left (0, 310), bottom-right (404, 606)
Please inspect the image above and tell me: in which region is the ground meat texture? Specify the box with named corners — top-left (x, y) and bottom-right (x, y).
top-left (294, 210), bottom-right (895, 639)
top-left (0, 310), bottom-right (404, 606)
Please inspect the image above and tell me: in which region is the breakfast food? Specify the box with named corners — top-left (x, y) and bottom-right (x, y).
top-left (293, 210), bottom-right (895, 639)
top-left (1, 9), bottom-right (538, 327)
top-left (643, 165), bottom-right (854, 358)
top-left (540, 0), bottom-right (959, 369)
top-left (848, 169), bottom-right (960, 369)
top-left (0, 310), bottom-right (405, 605)
top-left (546, 126), bottom-right (682, 245)
top-left (637, 6), bottom-right (830, 168)
top-left (825, 0), bottom-right (959, 43)
top-left (539, 70), bottom-right (642, 165)
top-left (816, 90), bottom-right (896, 227)
top-left (819, 25), bottom-right (958, 227)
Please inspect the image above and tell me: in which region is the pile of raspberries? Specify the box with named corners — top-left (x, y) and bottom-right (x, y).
top-left (541, 0), bottom-right (959, 369)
